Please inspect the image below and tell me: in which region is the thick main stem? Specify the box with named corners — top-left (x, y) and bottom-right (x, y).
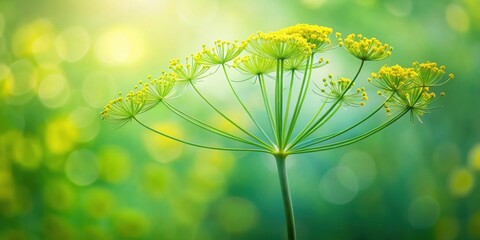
top-left (275, 154), bottom-right (296, 240)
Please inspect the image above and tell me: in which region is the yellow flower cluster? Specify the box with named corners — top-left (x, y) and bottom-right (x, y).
top-left (169, 56), bottom-right (211, 85)
top-left (317, 76), bottom-right (368, 107)
top-left (232, 55), bottom-right (276, 76)
top-left (278, 24), bottom-right (334, 53)
top-left (195, 40), bottom-right (247, 66)
top-left (369, 65), bottom-right (418, 92)
top-left (412, 61), bottom-right (454, 87)
top-left (246, 31), bottom-right (313, 60)
top-left (145, 72), bottom-right (177, 106)
top-left (100, 89), bottom-right (148, 125)
top-left (337, 33), bottom-right (392, 61)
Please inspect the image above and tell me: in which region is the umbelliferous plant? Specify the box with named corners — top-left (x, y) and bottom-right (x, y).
top-left (101, 24), bottom-right (453, 239)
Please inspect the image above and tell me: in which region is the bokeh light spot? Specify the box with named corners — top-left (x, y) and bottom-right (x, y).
top-left (176, 0), bottom-right (218, 26)
top-left (12, 136), bottom-right (43, 170)
top-left (187, 163), bottom-right (226, 202)
top-left (65, 149), bottom-right (100, 186)
top-left (95, 26), bottom-right (144, 65)
top-left (69, 107), bottom-right (100, 142)
top-left (45, 117), bottom-right (79, 154)
top-left (55, 26), bottom-right (90, 62)
top-left (82, 71), bottom-right (117, 108)
top-left (0, 64), bottom-right (13, 97)
top-left (32, 33), bottom-right (62, 68)
top-left (82, 188), bottom-right (115, 219)
top-left (42, 180), bottom-right (75, 212)
top-left (468, 143), bottom-right (480, 171)
top-left (319, 167), bottom-right (359, 205)
top-left (98, 146), bottom-right (131, 183)
top-left (141, 163), bottom-right (176, 199)
top-left (448, 167), bottom-right (475, 197)
top-left (339, 151), bottom-right (376, 190)
top-left (384, 0), bottom-right (412, 16)
top-left (9, 59), bottom-right (38, 96)
top-left (143, 122), bottom-right (184, 163)
top-left (408, 196), bottom-right (440, 229)
top-left (298, 0), bottom-right (326, 9)
top-left (435, 217), bottom-right (458, 240)
top-left (11, 19), bottom-right (55, 57)
top-left (445, 4), bottom-right (470, 33)
top-left (216, 197), bottom-right (259, 234)
top-left (38, 73), bottom-right (70, 108)
top-left (114, 209), bottom-right (150, 238)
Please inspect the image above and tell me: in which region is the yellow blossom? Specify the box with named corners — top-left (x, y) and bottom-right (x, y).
top-left (337, 33), bottom-right (392, 61)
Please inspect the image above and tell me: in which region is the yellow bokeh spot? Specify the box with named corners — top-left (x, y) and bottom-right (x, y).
top-left (9, 59), bottom-right (38, 96)
top-left (95, 26), bottom-right (145, 65)
top-left (448, 167), bottom-right (475, 197)
top-left (32, 33), bottom-right (62, 68)
top-left (143, 122), bottom-right (184, 163)
top-left (186, 163), bottom-right (226, 202)
top-left (468, 143), bottom-right (480, 171)
top-left (216, 197), bottom-right (259, 234)
top-left (38, 73), bottom-right (70, 108)
top-left (445, 4), bottom-right (470, 33)
top-left (42, 180), bottom-right (76, 212)
top-left (44, 117), bottom-right (80, 155)
top-left (114, 209), bottom-right (150, 238)
top-left (81, 71), bottom-right (117, 108)
top-left (170, 195), bottom-right (207, 225)
top-left (65, 150), bottom-right (100, 186)
top-left (141, 163), bottom-right (176, 199)
top-left (82, 188), bottom-right (115, 219)
top-left (12, 135), bottom-right (43, 170)
top-left (69, 107), bottom-right (100, 142)
top-left (0, 64), bottom-right (14, 97)
top-left (11, 19), bottom-right (55, 57)
top-left (55, 26), bottom-right (90, 62)
top-left (194, 150), bottom-right (236, 172)
top-left (434, 217), bottom-right (458, 240)
top-left (98, 146), bottom-right (131, 183)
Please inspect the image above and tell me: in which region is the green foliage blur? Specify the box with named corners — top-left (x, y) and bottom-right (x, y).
top-left (0, 0), bottom-right (479, 239)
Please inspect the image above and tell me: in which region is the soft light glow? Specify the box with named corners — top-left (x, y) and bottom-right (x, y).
top-left (319, 167), bottom-right (359, 205)
top-left (445, 4), bottom-right (470, 33)
top-left (408, 196), bottom-right (440, 229)
top-left (448, 167), bottom-right (475, 197)
top-left (95, 26), bottom-right (145, 65)
top-left (55, 26), bottom-right (90, 62)
top-left (81, 71), bottom-right (117, 108)
top-left (65, 149), bottom-right (100, 186)
top-left (38, 73), bottom-right (70, 108)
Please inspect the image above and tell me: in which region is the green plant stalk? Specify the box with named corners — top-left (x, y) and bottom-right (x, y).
top-left (222, 64), bottom-right (275, 145)
top-left (284, 55), bottom-right (313, 144)
top-left (163, 101), bottom-right (272, 150)
top-left (290, 108), bottom-right (409, 154)
top-left (275, 59), bottom-right (285, 149)
top-left (275, 154), bottom-right (296, 240)
top-left (282, 70), bottom-right (296, 144)
top-left (294, 93), bottom-right (395, 150)
top-left (191, 83), bottom-right (272, 149)
top-left (133, 117), bottom-right (270, 153)
top-left (259, 75), bottom-right (279, 144)
top-left (289, 60), bottom-right (365, 148)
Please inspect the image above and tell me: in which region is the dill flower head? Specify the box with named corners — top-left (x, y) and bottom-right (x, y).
top-left (246, 32), bottom-right (312, 60)
top-left (278, 24), bottom-right (334, 53)
top-left (100, 90), bottom-right (147, 125)
top-left (232, 55), bottom-right (277, 76)
top-left (316, 76), bottom-right (368, 107)
top-left (145, 72), bottom-right (177, 106)
top-left (411, 61), bottom-right (454, 87)
top-left (369, 65), bottom-right (418, 92)
top-left (169, 56), bottom-right (211, 86)
top-left (337, 33), bottom-right (392, 61)
top-left (388, 87), bottom-right (439, 122)
top-left (194, 40), bottom-right (247, 66)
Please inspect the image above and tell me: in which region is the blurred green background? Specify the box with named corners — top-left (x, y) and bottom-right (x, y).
top-left (1, 0), bottom-right (479, 239)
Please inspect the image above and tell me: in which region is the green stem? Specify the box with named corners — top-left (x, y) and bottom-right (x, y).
top-left (282, 70), bottom-right (296, 144)
top-left (259, 74), bottom-right (279, 145)
top-left (290, 60), bottom-right (365, 148)
top-left (191, 83), bottom-right (272, 150)
top-left (294, 93), bottom-right (394, 150)
top-left (276, 59), bottom-right (285, 149)
top-left (222, 64), bottom-right (275, 145)
top-left (275, 154), bottom-right (296, 240)
top-left (284, 55), bottom-right (313, 145)
top-left (163, 101), bottom-right (269, 149)
top-left (290, 108), bottom-right (408, 154)
top-left (133, 117), bottom-right (270, 153)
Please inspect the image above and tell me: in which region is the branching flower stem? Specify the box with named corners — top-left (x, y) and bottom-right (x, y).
top-left (163, 101), bottom-right (272, 150)
top-left (134, 117), bottom-right (271, 153)
top-left (287, 60), bottom-right (365, 149)
top-left (259, 74), bottom-right (279, 145)
top-left (222, 64), bottom-right (275, 146)
top-left (190, 83), bottom-right (272, 150)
